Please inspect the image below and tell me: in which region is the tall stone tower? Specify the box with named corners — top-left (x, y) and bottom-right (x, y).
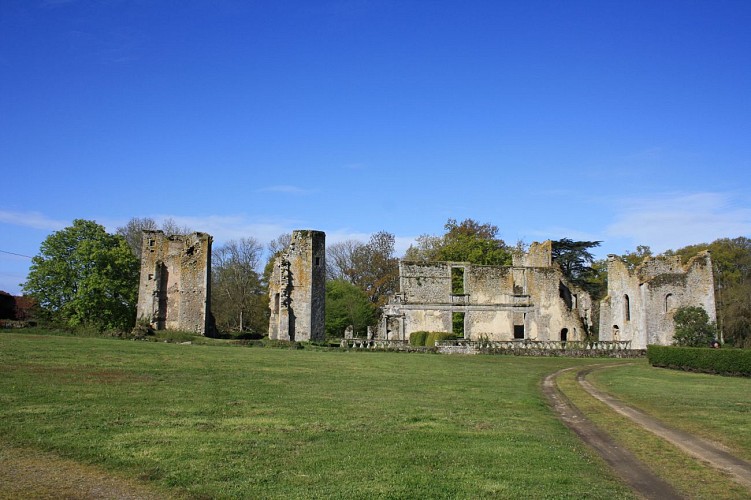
top-left (136, 230), bottom-right (213, 335)
top-left (268, 230), bottom-right (326, 342)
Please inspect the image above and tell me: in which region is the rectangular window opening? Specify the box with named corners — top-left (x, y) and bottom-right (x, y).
top-left (452, 311), bottom-right (465, 337)
top-left (513, 324), bottom-right (525, 339)
top-left (451, 267), bottom-right (465, 295)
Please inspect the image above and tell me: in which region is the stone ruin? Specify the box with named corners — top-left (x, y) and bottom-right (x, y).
top-left (380, 241), bottom-right (593, 342)
top-left (598, 252), bottom-right (716, 349)
top-left (136, 230), bottom-right (213, 335)
top-left (267, 230), bottom-right (326, 342)
top-left (132, 225), bottom-right (717, 348)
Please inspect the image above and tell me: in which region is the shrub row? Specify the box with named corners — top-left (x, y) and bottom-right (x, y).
top-left (647, 345), bottom-right (751, 376)
top-left (409, 331), bottom-right (457, 347)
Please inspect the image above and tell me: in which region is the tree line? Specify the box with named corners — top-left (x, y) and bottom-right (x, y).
top-left (20, 217), bottom-right (751, 347)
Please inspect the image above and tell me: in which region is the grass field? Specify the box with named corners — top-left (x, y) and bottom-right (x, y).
top-left (0, 332), bottom-right (634, 499)
top-left (556, 364), bottom-right (751, 499)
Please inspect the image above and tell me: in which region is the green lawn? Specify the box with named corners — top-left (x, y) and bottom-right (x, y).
top-left (0, 332), bottom-right (634, 499)
top-left (588, 362), bottom-right (751, 461)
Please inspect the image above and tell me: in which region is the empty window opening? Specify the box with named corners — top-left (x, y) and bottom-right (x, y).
top-left (612, 325), bottom-right (620, 341)
top-left (624, 295), bottom-right (631, 321)
top-left (186, 245), bottom-right (195, 256)
top-left (561, 328), bottom-right (568, 342)
top-left (665, 293), bottom-right (674, 313)
top-left (315, 257), bottom-right (320, 266)
top-left (451, 267), bottom-right (465, 295)
top-left (513, 324), bottom-right (525, 339)
top-left (452, 312), bottom-right (465, 337)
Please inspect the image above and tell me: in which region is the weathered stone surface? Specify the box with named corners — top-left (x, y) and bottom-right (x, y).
top-left (268, 230), bottom-right (325, 342)
top-left (599, 252), bottom-right (716, 348)
top-left (136, 231), bottom-right (213, 335)
top-left (380, 241), bottom-right (592, 342)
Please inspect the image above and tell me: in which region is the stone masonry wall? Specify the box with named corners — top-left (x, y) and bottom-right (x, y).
top-left (599, 252), bottom-right (715, 348)
top-left (136, 230), bottom-right (212, 335)
top-left (268, 230), bottom-right (326, 342)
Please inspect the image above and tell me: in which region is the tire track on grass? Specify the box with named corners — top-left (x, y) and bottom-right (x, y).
top-left (577, 365), bottom-right (751, 491)
top-left (543, 368), bottom-right (682, 500)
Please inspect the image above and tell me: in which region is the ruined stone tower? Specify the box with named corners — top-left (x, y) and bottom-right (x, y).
top-left (136, 230), bottom-right (213, 335)
top-left (268, 230), bottom-right (326, 342)
top-left (599, 252), bottom-right (716, 349)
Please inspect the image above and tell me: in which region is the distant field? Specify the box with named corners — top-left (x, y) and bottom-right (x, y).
top-left (0, 332), bottom-right (634, 499)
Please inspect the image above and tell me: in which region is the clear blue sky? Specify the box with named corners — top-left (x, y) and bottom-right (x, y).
top-left (2, 0), bottom-right (750, 295)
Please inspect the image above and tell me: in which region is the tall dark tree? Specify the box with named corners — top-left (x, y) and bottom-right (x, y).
top-left (23, 219), bottom-right (139, 331)
top-left (552, 238), bottom-right (603, 296)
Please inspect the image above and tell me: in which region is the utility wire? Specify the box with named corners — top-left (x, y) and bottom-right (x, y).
top-left (0, 250), bottom-right (33, 259)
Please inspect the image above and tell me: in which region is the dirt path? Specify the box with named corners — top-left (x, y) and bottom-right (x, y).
top-left (0, 443), bottom-right (178, 500)
top-left (577, 365), bottom-right (751, 491)
top-left (542, 368), bottom-right (682, 499)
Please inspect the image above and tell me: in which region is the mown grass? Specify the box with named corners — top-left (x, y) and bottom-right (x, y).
top-left (588, 362), bottom-right (751, 462)
top-left (556, 361), bottom-right (751, 499)
top-left (0, 332), bottom-right (633, 499)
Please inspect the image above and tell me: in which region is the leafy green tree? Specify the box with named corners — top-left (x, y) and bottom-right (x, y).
top-left (405, 218), bottom-right (512, 265)
top-left (23, 219), bottom-right (139, 331)
top-left (325, 279), bottom-right (377, 338)
top-left (620, 245), bottom-right (653, 269)
top-left (672, 306), bottom-right (717, 347)
top-left (212, 237), bottom-right (266, 333)
top-left (348, 231), bottom-right (400, 306)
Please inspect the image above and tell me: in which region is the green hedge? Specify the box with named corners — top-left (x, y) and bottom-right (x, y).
top-left (409, 331), bottom-right (429, 347)
top-left (409, 331), bottom-right (457, 347)
top-left (647, 345), bottom-right (751, 376)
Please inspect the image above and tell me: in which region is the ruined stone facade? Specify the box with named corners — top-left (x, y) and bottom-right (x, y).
top-left (599, 252), bottom-right (716, 349)
top-left (380, 241), bottom-right (593, 342)
top-left (136, 231), bottom-right (213, 334)
top-left (268, 230), bottom-right (326, 342)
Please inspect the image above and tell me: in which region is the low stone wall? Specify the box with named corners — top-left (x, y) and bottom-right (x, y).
top-left (436, 340), bottom-right (646, 357)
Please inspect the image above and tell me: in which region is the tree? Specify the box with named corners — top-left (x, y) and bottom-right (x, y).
top-left (552, 239), bottom-right (603, 297)
top-left (116, 217), bottom-right (193, 258)
top-left (348, 231), bottom-right (400, 306)
top-left (326, 239), bottom-right (365, 281)
top-left (672, 306), bottom-right (717, 347)
top-left (212, 238), bottom-right (265, 333)
top-left (405, 218), bottom-right (512, 265)
top-left (325, 279), bottom-right (377, 338)
top-left (621, 245), bottom-right (653, 269)
top-left (23, 219), bottom-right (139, 331)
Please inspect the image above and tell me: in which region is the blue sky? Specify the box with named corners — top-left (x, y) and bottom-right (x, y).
top-left (2, 0), bottom-right (750, 295)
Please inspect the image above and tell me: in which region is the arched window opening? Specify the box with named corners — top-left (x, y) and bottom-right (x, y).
top-left (665, 293), bottom-right (674, 313)
top-left (612, 325), bottom-right (620, 341)
top-left (560, 328), bottom-right (568, 342)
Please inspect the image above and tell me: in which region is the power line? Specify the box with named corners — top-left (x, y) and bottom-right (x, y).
top-left (0, 250), bottom-right (33, 259)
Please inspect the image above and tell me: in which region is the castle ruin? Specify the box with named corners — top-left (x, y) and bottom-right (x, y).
top-left (380, 241), bottom-right (593, 342)
top-left (598, 252), bottom-right (716, 349)
top-left (136, 230), bottom-right (213, 335)
top-left (268, 230), bottom-right (326, 342)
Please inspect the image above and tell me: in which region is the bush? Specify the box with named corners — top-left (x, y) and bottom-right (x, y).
top-left (425, 332), bottom-right (457, 347)
top-left (409, 331), bottom-right (429, 347)
top-left (672, 306), bottom-right (717, 347)
top-left (648, 345), bottom-right (751, 376)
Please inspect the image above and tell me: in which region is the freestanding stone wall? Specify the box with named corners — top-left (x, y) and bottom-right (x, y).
top-left (268, 230), bottom-right (326, 342)
top-left (136, 230), bottom-right (213, 335)
top-left (598, 252), bottom-right (716, 348)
